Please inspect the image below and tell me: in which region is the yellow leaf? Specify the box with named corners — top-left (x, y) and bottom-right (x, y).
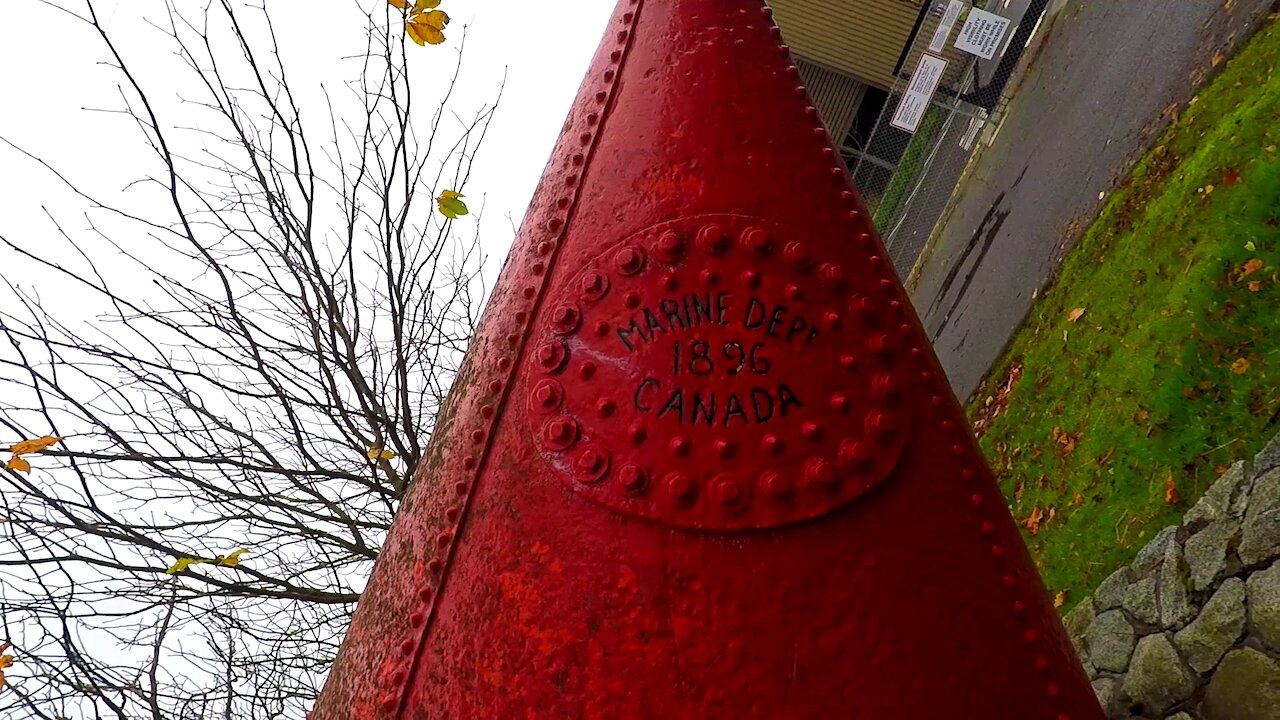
top-left (1053, 590), bottom-right (1067, 609)
top-left (437, 189), bottom-right (468, 219)
top-left (6, 457), bottom-right (31, 473)
top-left (414, 0), bottom-right (441, 11)
top-left (1242, 258), bottom-right (1264, 277)
top-left (1245, 241), bottom-right (1257, 251)
top-left (1248, 280), bottom-right (1263, 292)
top-left (165, 557), bottom-right (202, 575)
top-left (1067, 307), bottom-right (1086, 323)
top-left (216, 547), bottom-right (248, 567)
top-left (388, 0), bottom-right (409, 8)
top-left (407, 10), bottom-right (449, 45)
top-left (1231, 357), bottom-right (1250, 375)
top-left (1164, 473), bottom-right (1180, 505)
top-left (366, 445), bottom-right (396, 461)
top-left (1203, 184), bottom-right (1215, 196)
top-left (8, 436), bottom-right (60, 456)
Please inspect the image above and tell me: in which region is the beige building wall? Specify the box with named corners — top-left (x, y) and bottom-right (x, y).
top-left (768, 0), bottom-right (922, 89)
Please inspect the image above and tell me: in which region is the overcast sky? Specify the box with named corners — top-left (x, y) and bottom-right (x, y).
top-left (0, 0), bottom-right (616, 283)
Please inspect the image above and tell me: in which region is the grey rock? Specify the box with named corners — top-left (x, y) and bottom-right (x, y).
top-left (1096, 567), bottom-right (1134, 611)
top-left (1091, 676), bottom-right (1117, 712)
top-left (1184, 519), bottom-right (1241, 591)
top-left (1240, 468), bottom-right (1280, 567)
top-left (1158, 541), bottom-right (1196, 630)
top-left (1063, 596), bottom-right (1096, 663)
top-left (1122, 634), bottom-right (1196, 715)
top-left (1248, 560), bottom-right (1280, 652)
top-left (1134, 526), bottom-right (1178, 576)
top-left (1173, 578), bottom-right (1245, 674)
top-left (1255, 432), bottom-right (1280, 475)
top-left (1087, 610), bottom-right (1137, 672)
top-left (1186, 460), bottom-right (1250, 526)
top-left (1124, 576), bottom-right (1161, 626)
top-left (1203, 647), bottom-right (1280, 720)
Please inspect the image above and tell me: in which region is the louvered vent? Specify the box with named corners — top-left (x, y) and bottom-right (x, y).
top-left (795, 58), bottom-right (866, 141)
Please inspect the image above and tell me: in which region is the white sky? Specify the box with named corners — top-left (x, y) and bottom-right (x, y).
top-left (0, 0), bottom-right (616, 282)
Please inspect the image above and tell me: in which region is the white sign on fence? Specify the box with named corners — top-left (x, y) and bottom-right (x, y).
top-left (890, 53), bottom-right (948, 134)
top-left (929, 0), bottom-right (965, 53)
top-left (954, 7), bottom-right (1011, 60)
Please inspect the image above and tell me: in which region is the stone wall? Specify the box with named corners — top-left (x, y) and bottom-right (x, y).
top-left (1061, 433), bottom-right (1280, 719)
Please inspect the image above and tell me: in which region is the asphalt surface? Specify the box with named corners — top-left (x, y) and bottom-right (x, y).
top-left (909, 0), bottom-right (1276, 401)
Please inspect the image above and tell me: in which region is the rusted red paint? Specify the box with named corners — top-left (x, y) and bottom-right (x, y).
top-left (312, 0), bottom-right (1104, 717)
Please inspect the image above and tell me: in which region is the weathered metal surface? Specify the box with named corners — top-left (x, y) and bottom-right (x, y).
top-left (312, 0), bottom-right (1104, 717)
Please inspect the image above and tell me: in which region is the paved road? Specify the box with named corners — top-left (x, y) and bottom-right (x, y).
top-left (909, 0), bottom-right (1276, 401)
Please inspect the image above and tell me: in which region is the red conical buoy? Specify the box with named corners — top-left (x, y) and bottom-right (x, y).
top-left (312, 1), bottom-right (1103, 717)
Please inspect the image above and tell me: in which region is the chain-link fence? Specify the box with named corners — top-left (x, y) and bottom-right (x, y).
top-left (836, 0), bottom-right (1051, 276)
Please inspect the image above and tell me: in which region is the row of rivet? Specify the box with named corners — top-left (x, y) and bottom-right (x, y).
top-left (760, 2), bottom-right (1071, 715)
top-left (371, 1), bottom-right (646, 716)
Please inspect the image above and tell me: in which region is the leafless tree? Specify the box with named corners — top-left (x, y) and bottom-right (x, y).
top-left (0, 0), bottom-right (498, 716)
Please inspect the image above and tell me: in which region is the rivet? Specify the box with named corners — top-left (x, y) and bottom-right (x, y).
top-left (931, 395), bottom-right (945, 407)
top-left (663, 472), bottom-right (697, 507)
top-left (941, 420), bottom-right (956, 431)
top-left (616, 30), bottom-right (628, 43)
top-left (879, 278), bottom-right (894, 294)
top-left (921, 370), bottom-right (934, 383)
top-left (864, 410), bottom-right (898, 440)
top-left (869, 255), bottom-right (884, 270)
top-left (980, 521), bottom-right (994, 534)
top-left (794, 85), bottom-right (807, 97)
top-left (761, 5), bottom-right (774, 17)
top-left (762, 470), bottom-right (792, 498)
top-left (551, 304), bottom-right (582, 334)
top-left (839, 353), bottom-right (856, 371)
top-left (399, 639), bottom-right (414, 656)
top-left (910, 347), bottom-right (924, 360)
top-left (515, 311), bottom-right (529, 324)
top-left (571, 153), bottom-right (584, 166)
top-left (697, 223), bottom-right (729, 254)
top-left (830, 167), bottom-right (844, 179)
top-left (741, 270), bottom-right (762, 289)
top-left (700, 269), bottom-right (720, 286)
top-left (522, 286), bottom-right (537, 299)
top-left (950, 444), bottom-right (965, 457)
top-left (992, 545), bottom-right (1007, 557)
top-left (532, 379), bottom-right (564, 412)
top-left (556, 197), bottom-right (570, 209)
top-left (872, 373), bottom-right (902, 406)
top-left (803, 105), bottom-right (817, 117)
top-left (436, 532), bottom-right (452, 548)
top-left (961, 468), bottom-right (975, 481)
top-left (785, 283), bottom-right (803, 300)
top-left (850, 295), bottom-right (876, 325)
top-left (712, 475), bottom-right (744, 507)
top-left (498, 357), bottom-right (512, 371)
top-left (838, 438), bottom-right (873, 469)
top-left (463, 455), bottom-right (477, 469)
top-left (801, 421), bottom-right (822, 440)
top-left (858, 232), bottom-right (874, 249)
top-left (625, 293), bottom-right (642, 309)
top-left (1003, 574), bottom-right (1017, 587)
top-left (576, 447), bottom-right (609, 483)
top-left (481, 405), bottom-right (495, 418)
top-left (970, 493), bottom-right (983, 506)
top-left (848, 209), bottom-right (862, 221)
top-left (1013, 600), bottom-right (1027, 613)
top-left (823, 311), bottom-right (842, 330)
top-left (392, 669), bottom-right (407, 686)
top-left (619, 464), bottom-right (649, 495)
top-left (868, 333), bottom-right (894, 360)
top-left (1034, 656), bottom-right (1050, 671)
top-left (579, 133), bottom-right (592, 146)
top-left (566, 174), bottom-right (578, 187)
top-left (840, 190), bottom-right (854, 202)
top-left (410, 611), bottom-right (425, 627)
top-left (581, 271), bottom-right (610, 302)
top-left (820, 263), bottom-right (847, 287)
top-left (889, 300), bottom-right (904, 315)
top-left (898, 322), bottom-right (912, 337)
top-left (663, 274), bottom-right (679, 291)
top-left (669, 435), bottom-right (691, 457)
top-left (770, 26), bottom-right (782, 39)
top-left (760, 433), bottom-right (784, 455)
top-left (595, 91), bottom-right (608, 104)
top-left (536, 341), bottom-right (568, 373)
top-left (536, 241), bottom-right (552, 256)
top-left (804, 457), bottom-right (837, 490)
top-left (656, 230), bottom-right (683, 262)
top-left (812, 127), bottom-right (826, 138)
top-left (548, 217), bottom-right (563, 232)
top-left (714, 438), bottom-right (737, 459)
top-left (586, 112), bottom-right (599, 126)
top-left (541, 416), bottom-right (579, 451)
top-left (445, 507), bottom-right (459, 522)
top-left (382, 697), bottom-right (398, 713)
top-left (604, 70), bottom-right (616, 82)
top-left (595, 321), bottom-right (610, 336)
top-left (610, 50), bottom-right (622, 63)
top-left (784, 241), bottom-right (813, 272)
top-left (596, 398), bottom-right (616, 418)
top-left (829, 392), bottom-right (850, 412)
top-left (1022, 629), bottom-right (1038, 643)
top-left (1045, 682), bottom-right (1060, 698)
top-left (471, 429), bottom-right (484, 443)
top-left (453, 482), bottom-right (467, 496)
top-left (822, 147), bottom-right (835, 159)
top-left (628, 422), bottom-right (647, 445)
top-left (506, 333), bottom-right (519, 346)
top-left (579, 361), bottom-right (597, 380)
top-left (614, 246), bottom-right (646, 275)
top-left (786, 65), bottom-right (800, 77)
top-left (740, 226), bottom-right (770, 254)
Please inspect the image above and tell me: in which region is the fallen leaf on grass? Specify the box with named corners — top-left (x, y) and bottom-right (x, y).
top-left (1248, 280), bottom-right (1263, 292)
top-left (1211, 50), bottom-right (1225, 67)
top-left (1134, 408), bottom-right (1150, 423)
top-left (1164, 473), bottom-right (1180, 505)
top-left (1072, 492), bottom-right (1084, 507)
top-left (1223, 168), bottom-right (1242, 186)
top-left (1242, 259), bottom-right (1264, 277)
top-left (1053, 590), bottom-right (1067, 609)
top-left (1024, 505), bottom-right (1044, 535)
top-left (1245, 241), bottom-right (1257, 252)
top-left (1231, 357), bottom-right (1250, 374)
top-left (1067, 307), bottom-right (1086, 323)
